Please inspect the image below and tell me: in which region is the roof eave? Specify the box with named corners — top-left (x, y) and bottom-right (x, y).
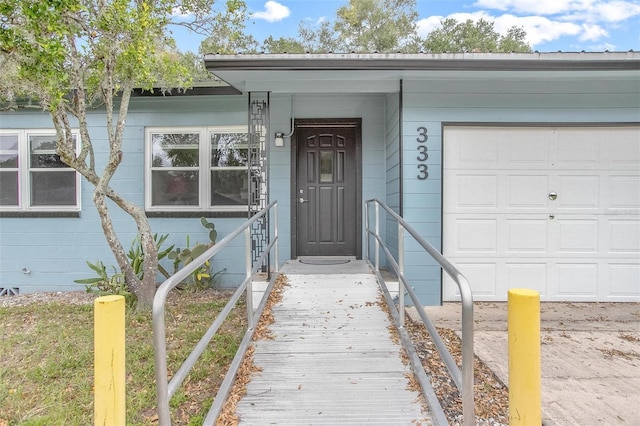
top-left (204, 52), bottom-right (640, 72)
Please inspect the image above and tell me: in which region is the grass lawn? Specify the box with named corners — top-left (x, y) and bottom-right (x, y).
top-left (0, 290), bottom-right (247, 425)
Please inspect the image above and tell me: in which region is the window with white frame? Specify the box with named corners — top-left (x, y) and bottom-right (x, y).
top-left (145, 126), bottom-right (249, 212)
top-left (0, 130), bottom-right (80, 211)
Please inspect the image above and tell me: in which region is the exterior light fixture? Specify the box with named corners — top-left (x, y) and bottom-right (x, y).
top-left (274, 132), bottom-right (285, 147)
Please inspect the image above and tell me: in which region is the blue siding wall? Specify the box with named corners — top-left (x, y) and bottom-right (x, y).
top-left (381, 92), bottom-right (401, 267)
top-left (0, 95), bottom-right (250, 294)
top-left (402, 77), bottom-right (640, 305)
top-left (267, 94), bottom-right (292, 265)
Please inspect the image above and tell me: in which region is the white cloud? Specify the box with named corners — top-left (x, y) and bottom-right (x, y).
top-left (416, 16), bottom-right (446, 37)
top-left (252, 1), bottom-right (291, 23)
top-left (474, 0), bottom-right (640, 23)
top-left (579, 23), bottom-right (610, 40)
top-left (417, 2), bottom-right (635, 48)
top-left (568, 1), bottom-right (640, 22)
top-left (493, 14), bottom-right (584, 45)
top-left (474, 0), bottom-right (597, 16)
top-left (417, 11), bottom-right (589, 47)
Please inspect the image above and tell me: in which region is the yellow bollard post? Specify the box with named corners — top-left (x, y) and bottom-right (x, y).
top-left (94, 295), bottom-right (126, 426)
top-left (508, 288), bottom-right (541, 426)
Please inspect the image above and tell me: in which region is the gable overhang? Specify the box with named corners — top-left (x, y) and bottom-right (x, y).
top-left (203, 52), bottom-right (640, 94)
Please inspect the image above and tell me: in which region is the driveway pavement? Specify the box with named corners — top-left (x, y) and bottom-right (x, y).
top-left (416, 302), bottom-right (640, 425)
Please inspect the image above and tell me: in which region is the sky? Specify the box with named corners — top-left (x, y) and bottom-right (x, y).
top-left (172, 0), bottom-right (640, 53)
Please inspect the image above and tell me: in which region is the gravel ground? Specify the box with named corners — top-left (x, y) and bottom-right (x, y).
top-left (405, 318), bottom-right (509, 425)
top-left (0, 290), bottom-right (98, 308)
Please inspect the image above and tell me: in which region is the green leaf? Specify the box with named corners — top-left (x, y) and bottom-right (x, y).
top-left (190, 244), bottom-right (208, 259)
top-left (86, 260), bottom-right (105, 275)
top-left (74, 277), bottom-right (104, 284)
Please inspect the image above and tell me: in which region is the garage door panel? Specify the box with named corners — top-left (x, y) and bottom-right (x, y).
top-left (556, 263), bottom-right (598, 297)
top-left (609, 175), bottom-right (640, 208)
top-left (456, 174), bottom-right (498, 208)
top-left (556, 219), bottom-right (599, 253)
top-left (454, 219), bottom-right (497, 252)
top-left (555, 175), bottom-right (600, 209)
top-left (506, 130), bottom-right (551, 166)
top-left (557, 129), bottom-right (600, 166)
top-left (609, 128), bottom-right (640, 165)
top-left (608, 221), bottom-right (640, 253)
top-left (508, 175), bottom-right (549, 209)
top-left (507, 219), bottom-right (548, 252)
top-left (446, 128), bottom-right (499, 168)
top-left (608, 264), bottom-right (640, 296)
top-left (444, 125), bottom-right (640, 302)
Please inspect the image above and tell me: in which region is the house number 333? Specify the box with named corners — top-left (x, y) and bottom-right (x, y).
top-left (416, 126), bottom-right (429, 180)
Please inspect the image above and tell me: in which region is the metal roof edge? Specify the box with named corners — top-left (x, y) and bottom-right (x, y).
top-left (132, 85), bottom-right (241, 97)
top-left (204, 52), bottom-right (640, 72)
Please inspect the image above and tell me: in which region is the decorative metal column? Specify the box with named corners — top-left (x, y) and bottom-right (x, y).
top-left (247, 92), bottom-right (270, 271)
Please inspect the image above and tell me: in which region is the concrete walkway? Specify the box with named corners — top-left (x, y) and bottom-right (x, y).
top-left (416, 302), bottom-right (640, 426)
top-left (236, 258), bottom-right (432, 425)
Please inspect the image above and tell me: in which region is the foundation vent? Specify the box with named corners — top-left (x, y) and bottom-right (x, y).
top-left (0, 287), bottom-right (20, 296)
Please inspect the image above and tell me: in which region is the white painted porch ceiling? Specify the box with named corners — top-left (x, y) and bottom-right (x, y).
top-left (211, 69), bottom-right (639, 94)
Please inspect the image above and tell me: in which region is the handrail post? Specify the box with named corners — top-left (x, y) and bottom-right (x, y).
top-left (245, 226), bottom-right (254, 329)
top-left (374, 201), bottom-right (380, 271)
top-left (153, 299), bottom-right (171, 426)
top-left (460, 277), bottom-right (475, 426)
top-left (273, 203), bottom-right (279, 273)
top-left (397, 223), bottom-right (405, 327)
top-left (364, 202), bottom-right (369, 260)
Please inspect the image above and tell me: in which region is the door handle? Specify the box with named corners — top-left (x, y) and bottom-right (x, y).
top-left (549, 191), bottom-right (558, 201)
top-left (299, 197), bottom-right (307, 204)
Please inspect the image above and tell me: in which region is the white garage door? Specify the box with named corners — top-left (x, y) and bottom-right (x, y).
top-left (443, 126), bottom-right (640, 302)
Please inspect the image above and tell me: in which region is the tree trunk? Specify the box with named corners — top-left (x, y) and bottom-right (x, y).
top-left (92, 188), bottom-right (157, 309)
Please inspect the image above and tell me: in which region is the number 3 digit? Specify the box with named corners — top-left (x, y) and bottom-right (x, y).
top-left (417, 145), bottom-right (428, 161)
top-left (416, 126), bottom-right (428, 143)
top-left (417, 164), bottom-right (428, 180)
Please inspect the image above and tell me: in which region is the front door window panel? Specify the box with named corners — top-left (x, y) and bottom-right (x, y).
top-left (320, 151), bottom-right (333, 183)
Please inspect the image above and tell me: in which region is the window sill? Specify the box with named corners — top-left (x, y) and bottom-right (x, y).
top-left (146, 211), bottom-right (248, 219)
top-left (0, 211), bottom-right (81, 218)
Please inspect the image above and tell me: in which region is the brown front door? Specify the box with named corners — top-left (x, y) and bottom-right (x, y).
top-left (293, 119), bottom-right (361, 257)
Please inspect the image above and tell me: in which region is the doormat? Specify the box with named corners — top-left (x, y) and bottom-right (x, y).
top-left (298, 258), bottom-right (351, 265)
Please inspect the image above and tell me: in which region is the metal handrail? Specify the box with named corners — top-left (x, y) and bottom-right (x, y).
top-left (365, 198), bottom-right (474, 426)
top-left (152, 200), bottom-right (279, 425)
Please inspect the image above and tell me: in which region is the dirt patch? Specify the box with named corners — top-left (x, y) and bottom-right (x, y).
top-left (619, 332), bottom-right (640, 343)
top-left (405, 319), bottom-right (509, 425)
top-left (0, 290), bottom-right (98, 308)
top-left (597, 347), bottom-right (640, 361)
